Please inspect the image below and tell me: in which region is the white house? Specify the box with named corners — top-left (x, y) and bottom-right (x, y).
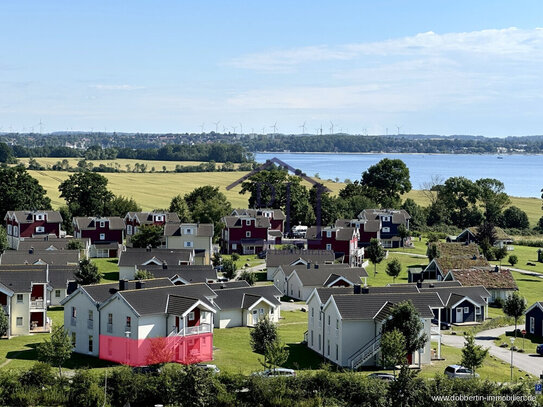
top-left (265, 249), bottom-right (335, 280)
top-left (118, 247), bottom-right (195, 280)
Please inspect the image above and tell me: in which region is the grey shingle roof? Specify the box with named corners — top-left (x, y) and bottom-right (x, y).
top-left (207, 281), bottom-right (250, 290)
top-left (118, 248), bottom-right (193, 267)
top-left (82, 278), bottom-right (174, 304)
top-left (116, 283), bottom-right (217, 316)
top-left (388, 281), bottom-right (462, 289)
top-left (126, 212), bottom-right (180, 225)
top-left (5, 210), bottom-right (62, 223)
top-left (0, 269), bottom-right (47, 293)
top-left (420, 285), bottom-right (491, 307)
top-left (0, 250), bottom-right (80, 265)
top-left (314, 285), bottom-right (421, 304)
top-left (136, 265), bottom-right (216, 283)
top-left (233, 208), bottom-right (286, 221)
top-left (266, 249), bottom-right (335, 268)
top-left (223, 215), bottom-right (271, 229)
top-left (17, 238), bottom-right (90, 252)
top-left (292, 267), bottom-right (368, 286)
top-left (166, 295), bottom-right (200, 316)
top-left (73, 217), bottom-right (125, 230)
top-left (280, 263), bottom-right (351, 278)
top-left (48, 266), bottom-right (78, 289)
top-left (163, 223), bottom-right (214, 237)
top-left (213, 285), bottom-right (282, 310)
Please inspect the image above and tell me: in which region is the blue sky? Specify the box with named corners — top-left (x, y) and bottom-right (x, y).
top-left (1, 1), bottom-right (542, 136)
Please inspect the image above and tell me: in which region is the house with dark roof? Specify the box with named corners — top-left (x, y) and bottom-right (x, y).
top-left (411, 243), bottom-right (490, 282)
top-left (124, 211), bottom-right (180, 237)
top-left (73, 216), bottom-right (125, 258)
top-left (306, 289), bottom-right (442, 368)
top-left (4, 210), bottom-right (63, 249)
top-left (306, 226), bottom-right (363, 266)
top-left (221, 211), bottom-right (272, 255)
top-left (163, 223), bottom-right (213, 265)
top-left (345, 209), bottom-right (411, 248)
top-left (16, 237), bottom-right (91, 258)
top-left (132, 264), bottom-right (217, 284)
top-left (444, 266), bottom-right (518, 303)
top-left (525, 302), bottom-right (543, 339)
top-left (231, 208), bottom-right (285, 233)
top-left (118, 247), bottom-right (195, 280)
top-left (212, 283), bottom-right (282, 328)
top-left (273, 263), bottom-right (368, 300)
top-left (0, 268), bottom-right (50, 336)
top-left (451, 226), bottom-right (513, 249)
top-left (265, 249), bottom-right (335, 280)
top-left (0, 249), bottom-right (80, 266)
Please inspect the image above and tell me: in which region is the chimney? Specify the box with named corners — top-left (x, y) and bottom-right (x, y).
top-left (494, 265), bottom-right (499, 272)
top-left (29, 247), bottom-right (34, 254)
top-left (314, 264), bottom-right (319, 269)
top-left (416, 280), bottom-right (422, 289)
top-left (306, 263), bottom-right (311, 269)
top-left (162, 261), bottom-right (168, 270)
top-left (136, 281), bottom-right (145, 289)
top-left (361, 285), bottom-right (370, 294)
top-left (146, 245), bottom-right (151, 252)
top-left (119, 279), bottom-right (128, 291)
top-left (353, 284), bottom-right (361, 294)
top-left (429, 283), bottom-right (435, 288)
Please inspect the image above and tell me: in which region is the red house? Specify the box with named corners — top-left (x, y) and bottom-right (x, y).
top-left (4, 211), bottom-right (63, 250)
top-left (221, 213), bottom-right (272, 255)
top-left (231, 209), bottom-right (285, 233)
top-left (124, 211), bottom-right (180, 236)
top-left (306, 226), bottom-right (363, 266)
top-left (73, 217), bottom-right (125, 258)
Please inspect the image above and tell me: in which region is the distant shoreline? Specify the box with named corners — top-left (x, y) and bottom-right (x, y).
top-left (255, 151), bottom-right (542, 156)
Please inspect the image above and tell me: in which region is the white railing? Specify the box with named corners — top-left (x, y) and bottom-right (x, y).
top-left (169, 323), bottom-right (212, 337)
top-left (348, 335), bottom-right (381, 370)
top-left (30, 300), bottom-right (45, 309)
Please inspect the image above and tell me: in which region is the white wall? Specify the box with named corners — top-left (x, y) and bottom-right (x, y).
top-left (10, 293), bottom-right (30, 336)
top-left (273, 268), bottom-right (287, 294)
top-left (63, 291), bottom-right (100, 357)
top-left (138, 315), bottom-right (167, 339)
top-left (99, 295), bottom-right (139, 340)
top-left (119, 266), bottom-right (136, 281)
top-left (49, 288), bottom-right (67, 307)
top-left (216, 309), bottom-right (242, 328)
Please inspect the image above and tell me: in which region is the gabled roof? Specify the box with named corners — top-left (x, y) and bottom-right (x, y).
top-left (305, 226), bottom-right (356, 241)
top-left (388, 281), bottom-right (462, 289)
top-left (266, 249), bottom-right (335, 268)
top-left (525, 302), bottom-right (543, 315)
top-left (207, 281), bottom-right (250, 290)
top-left (459, 226), bottom-right (513, 242)
top-left (163, 223), bottom-right (214, 237)
top-left (135, 265), bottom-right (216, 283)
top-left (358, 209), bottom-right (411, 223)
top-left (222, 216), bottom-right (271, 229)
top-left (17, 238), bottom-right (90, 252)
top-left (311, 284), bottom-right (420, 304)
top-left (277, 263), bottom-right (351, 278)
top-left (420, 285), bottom-right (491, 307)
top-left (82, 278), bottom-right (175, 304)
top-left (445, 268), bottom-right (518, 290)
top-left (125, 212), bottom-right (180, 224)
top-left (166, 295), bottom-right (215, 316)
top-left (233, 208), bottom-right (286, 221)
top-left (47, 266), bottom-right (78, 290)
top-left (289, 266), bottom-right (368, 287)
top-left (118, 248), bottom-right (193, 267)
top-left (0, 269), bottom-right (47, 293)
top-left (329, 292), bottom-right (442, 320)
top-left (0, 250), bottom-right (79, 265)
top-left (73, 216), bottom-right (125, 231)
top-left (4, 210), bottom-right (62, 223)
top-left (430, 243), bottom-right (490, 273)
top-left (212, 285), bottom-right (282, 310)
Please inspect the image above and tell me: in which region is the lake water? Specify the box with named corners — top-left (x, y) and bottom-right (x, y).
top-left (255, 153), bottom-right (542, 198)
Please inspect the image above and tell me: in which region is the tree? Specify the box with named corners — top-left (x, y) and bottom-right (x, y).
top-left (385, 258), bottom-right (402, 282)
top-left (508, 254), bottom-right (518, 267)
top-left (135, 269), bottom-right (154, 280)
top-left (397, 224), bottom-right (410, 247)
top-left (434, 177), bottom-right (482, 228)
top-left (75, 259), bottom-right (101, 285)
top-left (184, 186), bottom-right (231, 241)
top-left (131, 225), bottom-right (164, 248)
top-left (239, 270), bottom-right (256, 286)
top-left (37, 325), bottom-right (72, 376)
top-left (426, 242), bottom-right (440, 261)
top-left (0, 142), bottom-right (14, 163)
top-left (366, 238), bottom-right (385, 277)
top-left (0, 166), bottom-right (52, 218)
top-left (476, 178), bottom-right (510, 224)
top-left (380, 329), bottom-right (407, 377)
top-left (0, 308), bottom-right (8, 337)
top-left (0, 226), bottom-right (7, 253)
top-left (250, 315), bottom-right (278, 354)
top-left (58, 172), bottom-right (114, 217)
top-left (106, 195), bottom-right (141, 217)
top-left (501, 206), bottom-right (530, 230)
top-left (212, 252), bottom-right (222, 267)
top-left (59, 205), bottom-right (74, 235)
top-left (360, 158), bottom-right (411, 208)
top-left (401, 198), bottom-right (427, 230)
top-left (222, 259), bottom-right (237, 280)
top-left (503, 292), bottom-right (526, 337)
top-left (382, 301), bottom-right (428, 357)
top-left (461, 333), bottom-right (488, 376)
top-left (260, 339), bottom-right (289, 372)
top-left (476, 222), bottom-right (498, 259)
top-left (493, 246), bottom-right (508, 269)
top-left (66, 239), bottom-right (83, 251)
top-left (169, 195), bottom-right (192, 222)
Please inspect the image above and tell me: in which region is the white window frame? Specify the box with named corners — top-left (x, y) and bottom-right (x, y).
top-left (530, 316), bottom-right (535, 334)
top-left (71, 332), bottom-right (76, 347)
top-left (17, 294), bottom-right (24, 303)
top-left (184, 228), bottom-right (193, 235)
top-left (55, 289), bottom-right (61, 298)
top-left (231, 243), bottom-right (237, 250)
top-left (108, 313), bottom-right (113, 325)
top-left (188, 311), bottom-right (195, 321)
top-left (382, 240), bottom-right (393, 248)
top-left (88, 310), bottom-right (93, 321)
top-left (35, 226), bottom-right (45, 233)
top-left (382, 227), bottom-right (390, 233)
top-left (88, 335), bottom-right (93, 353)
top-left (35, 214), bottom-right (44, 221)
top-left (14, 226), bottom-right (19, 237)
top-left (246, 231), bottom-right (251, 238)
top-left (475, 306), bottom-right (481, 315)
top-left (184, 241), bottom-right (193, 248)
top-left (72, 307), bottom-right (77, 318)
top-left (7, 224), bottom-right (12, 235)
top-left (127, 225), bottom-right (133, 235)
top-left (16, 317), bottom-right (23, 326)
top-left (126, 316), bottom-right (131, 328)
top-left (155, 215), bottom-right (164, 222)
top-left (99, 233), bottom-right (105, 240)
top-left (326, 230), bottom-right (332, 238)
top-left (464, 306), bottom-right (469, 314)
top-left (245, 219), bottom-right (251, 226)
top-left (326, 243), bottom-right (332, 250)
top-left (99, 221), bottom-right (106, 228)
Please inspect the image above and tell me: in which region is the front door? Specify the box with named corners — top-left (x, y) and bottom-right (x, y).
top-left (252, 310), bottom-right (258, 325)
top-left (456, 307), bottom-right (463, 323)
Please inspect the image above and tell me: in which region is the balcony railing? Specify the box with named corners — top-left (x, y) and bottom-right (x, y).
top-left (169, 323), bottom-right (211, 337)
top-left (30, 299), bottom-right (45, 309)
top-left (87, 319), bottom-right (94, 329)
top-left (107, 323), bottom-right (113, 333)
top-left (70, 317), bottom-right (76, 326)
top-left (30, 322), bottom-right (51, 333)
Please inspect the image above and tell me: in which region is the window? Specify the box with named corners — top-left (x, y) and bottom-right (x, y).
top-left (311, 308), bottom-right (314, 318)
top-left (99, 233), bottom-right (105, 240)
top-left (7, 224), bottom-right (12, 235)
top-left (270, 307), bottom-right (274, 315)
top-left (530, 317), bottom-right (535, 334)
top-left (318, 334), bottom-right (321, 350)
top-left (231, 243), bottom-right (237, 250)
top-left (17, 294), bottom-right (24, 303)
top-left (259, 308), bottom-right (264, 315)
top-left (99, 221), bottom-right (105, 228)
top-left (382, 216), bottom-right (390, 222)
top-left (14, 226), bottom-right (19, 237)
top-left (126, 316), bottom-right (131, 328)
top-left (188, 312), bottom-right (195, 321)
top-left (336, 344), bottom-right (339, 360)
top-left (327, 315), bottom-right (330, 325)
top-left (35, 226), bottom-right (45, 233)
top-left (382, 227), bottom-right (390, 233)
top-left (88, 310), bottom-right (93, 321)
top-left (55, 289), bottom-right (61, 298)
top-left (35, 214), bottom-right (44, 221)
top-left (464, 307), bottom-right (469, 314)
top-left (382, 240), bottom-right (393, 248)
top-left (155, 215), bottom-right (164, 222)
top-left (327, 340), bottom-right (330, 356)
top-left (319, 312), bottom-right (322, 321)
top-left (16, 317), bottom-right (23, 326)
top-left (88, 336), bottom-right (93, 352)
top-left (336, 319), bottom-right (339, 329)
top-left (245, 219), bottom-right (251, 226)
top-left (184, 228), bottom-right (193, 234)
top-left (184, 241), bottom-right (193, 248)
top-left (127, 225), bottom-right (133, 235)
top-left (71, 332), bottom-right (76, 347)
top-left (246, 231), bottom-right (251, 238)
top-left (71, 307), bottom-right (77, 318)
top-left (475, 307), bottom-right (481, 315)
top-left (326, 230), bottom-right (332, 238)
top-left (108, 313), bottom-right (113, 324)
top-left (311, 331), bottom-right (314, 346)
top-left (326, 244), bottom-right (332, 250)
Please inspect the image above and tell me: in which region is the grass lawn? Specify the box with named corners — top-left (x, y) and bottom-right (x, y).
top-left (365, 253), bottom-right (428, 286)
top-left (510, 270), bottom-right (542, 306)
top-left (212, 310), bottom-right (321, 374)
top-left (388, 239), bottom-right (428, 256)
top-left (493, 330), bottom-right (541, 354)
top-left (222, 254), bottom-right (265, 270)
top-left (503, 245), bottom-right (543, 275)
top-left (93, 258), bottom-right (119, 283)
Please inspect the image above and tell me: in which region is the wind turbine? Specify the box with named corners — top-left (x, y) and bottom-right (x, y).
top-left (299, 121), bottom-right (306, 134)
top-left (271, 122), bottom-right (277, 134)
top-left (239, 123), bottom-right (243, 135)
top-left (319, 124), bottom-right (323, 136)
top-left (231, 125), bottom-right (237, 134)
top-left (213, 121), bottom-right (220, 133)
top-left (329, 121), bottom-right (335, 135)
top-left (396, 125), bottom-right (401, 135)
top-left (200, 123), bottom-right (205, 133)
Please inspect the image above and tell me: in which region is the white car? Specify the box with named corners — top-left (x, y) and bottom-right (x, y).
top-left (252, 368), bottom-right (296, 377)
top-left (196, 364), bottom-right (220, 374)
top-left (444, 365), bottom-right (479, 379)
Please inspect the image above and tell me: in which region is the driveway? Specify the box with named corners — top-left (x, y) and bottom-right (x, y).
top-left (442, 326), bottom-right (543, 377)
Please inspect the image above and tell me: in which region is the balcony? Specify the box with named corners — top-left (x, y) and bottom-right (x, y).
top-left (87, 319), bottom-right (94, 329)
top-left (169, 323), bottom-right (212, 337)
top-left (30, 322), bottom-right (51, 333)
top-left (30, 299), bottom-right (45, 309)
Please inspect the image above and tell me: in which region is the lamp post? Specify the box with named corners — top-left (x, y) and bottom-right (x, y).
top-left (510, 337), bottom-right (515, 381)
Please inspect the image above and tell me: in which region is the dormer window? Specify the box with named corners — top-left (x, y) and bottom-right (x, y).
top-left (184, 228), bottom-right (193, 235)
top-left (382, 216), bottom-right (391, 222)
top-left (99, 221), bottom-right (106, 228)
top-left (155, 215), bottom-right (164, 222)
top-left (35, 214), bottom-right (45, 221)
top-left (382, 227), bottom-right (390, 233)
top-left (326, 230), bottom-right (332, 238)
top-left (245, 219), bottom-right (251, 226)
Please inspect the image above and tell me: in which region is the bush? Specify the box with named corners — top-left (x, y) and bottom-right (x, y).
top-left (20, 362), bottom-right (56, 388)
top-left (231, 253), bottom-right (240, 261)
top-left (238, 270), bottom-right (256, 285)
top-left (250, 316), bottom-right (278, 354)
top-left (492, 298), bottom-right (504, 308)
top-left (68, 370), bottom-right (105, 407)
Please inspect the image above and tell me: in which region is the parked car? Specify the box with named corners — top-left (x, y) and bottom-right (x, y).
top-left (196, 363), bottom-right (220, 374)
top-left (368, 373), bottom-right (396, 381)
top-left (217, 276), bottom-right (228, 282)
top-left (536, 344), bottom-right (543, 356)
top-left (132, 365), bottom-right (161, 375)
top-left (257, 250), bottom-right (267, 259)
top-left (432, 318), bottom-right (451, 330)
top-left (252, 368), bottom-right (296, 377)
top-left (444, 365), bottom-right (479, 379)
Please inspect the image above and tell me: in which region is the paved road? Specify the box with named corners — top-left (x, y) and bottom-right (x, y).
top-left (442, 325), bottom-right (543, 377)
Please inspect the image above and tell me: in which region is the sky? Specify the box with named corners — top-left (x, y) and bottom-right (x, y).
top-left (1, 0), bottom-right (543, 136)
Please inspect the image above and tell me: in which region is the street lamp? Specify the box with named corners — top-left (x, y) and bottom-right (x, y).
top-left (510, 337), bottom-right (515, 381)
